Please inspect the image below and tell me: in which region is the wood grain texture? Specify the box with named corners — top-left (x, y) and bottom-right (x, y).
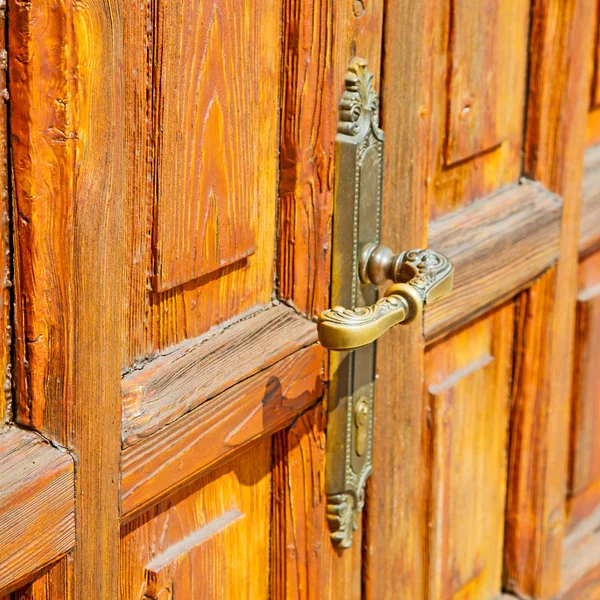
top-left (581, 145), bottom-right (600, 256)
top-left (0, 429), bottom-right (74, 596)
top-left (120, 438), bottom-right (271, 600)
top-left (278, 0), bottom-right (383, 317)
top-left (591, 0), bottom-right (600, 110)
top-left (425, 304), bottom-right (514, 600)
top-left (561, 504), bottom-right (600, 598)
top-left (363, 0), bottom-right (431, 596)
top-left (121, 344), bottom-right (324, 519)
top-left (0, 0), bottom-right (10, 427)
top-left (150, 0), bottom-right (279, 292)
top-left (426, 181), bottom-right (563, 342)
top-left (270, 401), bottom-right (360, 600)
top-left (426, 0), bottom-right (528, 218)
top-left (445, 0), bottom-right (508, 164)
top-left (122, 0), bottom-right (279, 363)
top-left (568, 250), bottom-right (600, 527)
top-left (13, 557), bottom-right (73, 600)
top-left (8, 0), bottom-right (125, 597)
top-left (122, 304), bottom-right (316, 446)
top-left (587, 0), bottom-right (600, 146)
top-left (509, 0), bottom-right (597, 596)
top-left (504, 270), bottom-right (557, 595)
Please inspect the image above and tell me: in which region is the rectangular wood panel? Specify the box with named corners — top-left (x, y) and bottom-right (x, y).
top-left (151, 0), bottom-right (279, 292)
top-left (587, 0), bottom-right (600, 145)
top-left (122, 0), bottom-right (281, 362)
top-left (120, 439), bottom-right (271, 600)
top-left (592, 0), bottom-right (600, 110)
top-left (426, 0), bottom-right (529, 218)
top-left (569, 250), bottom-right (600, 526)
top-left (445, 0), bottom-right (507, 164)
top-left (581, 145), bottom-right (600, 256)
top-left (425, 304), bottom-right (514, 600)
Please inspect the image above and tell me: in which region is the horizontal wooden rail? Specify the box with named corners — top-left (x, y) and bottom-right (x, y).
top-left (122, 303), bottom-right (317, 447)
top-left (426, 180), bottom-right (563, 342)
top-left (580, 145), bottom-right (600, 256)
top-left (121, 344), bottom-right (324, 519)
top-left (0, 428), bottom-right (75, 595)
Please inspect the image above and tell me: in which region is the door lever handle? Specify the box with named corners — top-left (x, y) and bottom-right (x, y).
top-left (318, 246), bottom-right (454, 350)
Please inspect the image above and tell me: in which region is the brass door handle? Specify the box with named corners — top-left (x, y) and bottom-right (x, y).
top-left (318, 246), bottom-right (454, 350)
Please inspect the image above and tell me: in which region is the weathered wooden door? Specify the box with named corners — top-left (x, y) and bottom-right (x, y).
top-left (365, 1), bottom-right (600, 599)
top-left (1, 0), bottom-right (386, 598)
top-left (1, 0), bottom-right (600, 599)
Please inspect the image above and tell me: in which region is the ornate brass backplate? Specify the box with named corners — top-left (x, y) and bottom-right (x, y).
top-left (325, 57), bottom-right (383, 549)
top-left (324, 59), bottom-right (454, 549)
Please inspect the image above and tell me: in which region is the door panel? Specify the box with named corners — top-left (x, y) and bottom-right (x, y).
top-left (123, 0), bottom-right (281, 359)
top-left (426, 0), bottom-right (529, 218)
top-left (570, 250), bottom-right (600, 524)
top-left (149, 0), bottom-right (278, 293)
top-left (425, 304), bottom-right (514, 600)
top-left (588, 0), bottom-right (600, 147)
top-left (120, 439), bottom-right (271, 600)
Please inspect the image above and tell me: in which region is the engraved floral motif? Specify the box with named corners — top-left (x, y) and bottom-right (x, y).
top-left (398, 249), bottom-right (453, 300)
top-left (326, 465), bottom-right (370, 548)
top-left (337, 57), bottom-right (384, 140)
top-left (319, 294), bottom-right (405, 326)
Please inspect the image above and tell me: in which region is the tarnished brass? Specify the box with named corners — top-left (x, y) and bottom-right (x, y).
top-left (324, 58), bottom-right (454, 549)
top-left (354, 397), bottom-right (369, 456)
top-left (319, 247), bottom-right (454, 351)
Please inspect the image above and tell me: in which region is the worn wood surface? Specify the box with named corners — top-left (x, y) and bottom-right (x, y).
top-left (568, 250), bottom-right (600, 528)
top-left (12, 557), bottom-right (73, 600)
top-left (121, 344), bottom-right (324, 518)
top-left (0, 0), bottom-right (9, 427)
top-left (8, 0), bottom-right (125, 597)
top-left (270, 401), bottom-right (360, 600)
top-left (426, 0), bottom-right (528, 219)
top-left (425, 304), bottom-right (514, 600)
top-left (581, 145), bottom-right (600, 256)
top-left (278, 0), bottom-right (384, 318)
top-left (0, 429), bottom-right (74, 596)
top-left (504, 270), bottom-right (557, 595)
top-left (505, 0), bottom-right (597, 596)
top-left (121, 439), bottom-right (271, 600)
top-left (150, 0), bottom-right (279, 292)
top-left (588, 0), bottom-right (600, 146)
top-left (426, 182), bottom-right (562, 342)
top-left (122, 304), bottom-right (316, 446)
top-left (122, 0), bottom-right (279, 362)
top-left (363, 0), bottom-right (430, 597)
top-left (445, 0), bottom-right (508, 165)
top-left (561, 504), bottom-right (600, 598)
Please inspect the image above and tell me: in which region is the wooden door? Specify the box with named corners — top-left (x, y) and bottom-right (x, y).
top-left (366, 1), bottom-right (600, 599)
top-left (1, 0), bottom-right (384, 598)
top-left (1, 1), bottom-right (600, 600)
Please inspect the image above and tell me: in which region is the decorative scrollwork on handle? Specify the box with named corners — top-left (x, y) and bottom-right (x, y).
top-left (394, 249), bottom-right (454, 303)
top-left (318, 294), bottom-right (410, 351)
